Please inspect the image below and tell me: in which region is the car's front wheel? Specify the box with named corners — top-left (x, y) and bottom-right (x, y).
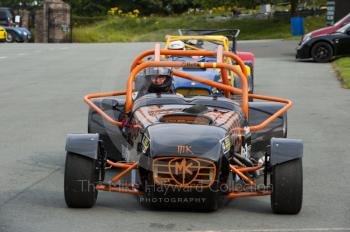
top-left (64, 152), bottom-right (98, 208)
top-left (311, 42), bottom-right (333, 63)
top-left (270, 158), bottom-right (303, 214)
top-left (5, 31), bottom-right (15, 43)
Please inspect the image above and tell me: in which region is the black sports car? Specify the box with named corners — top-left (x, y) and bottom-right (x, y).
top-left (296, 23), bottom-right (350, 62)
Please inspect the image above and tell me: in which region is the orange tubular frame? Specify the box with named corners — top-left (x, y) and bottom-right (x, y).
top-left (96, 161), bottom-right (140, 195)
top-left (226, 164), bottom-right (271, 198)
top-left (130, 48), bottom-right (249, 77)
top-left (83, 47), bottom-right (292, 198)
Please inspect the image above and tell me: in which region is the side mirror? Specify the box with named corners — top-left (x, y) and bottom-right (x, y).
top-left (346, 28), bottom-right (350, 35)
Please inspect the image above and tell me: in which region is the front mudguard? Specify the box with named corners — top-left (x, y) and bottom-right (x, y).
top-left (65, 133), bottom-right (100, 160)
top-left (270, 138), bottom-right (303, 166)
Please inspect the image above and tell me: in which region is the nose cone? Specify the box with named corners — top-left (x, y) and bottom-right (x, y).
top-left (147, 123), bottom-right (226, 161)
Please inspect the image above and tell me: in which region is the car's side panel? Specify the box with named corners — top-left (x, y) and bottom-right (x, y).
top-left (0, 26), bottom-right (6, 42)
top-left (88, 98), bottom-right (126, 161)
top-left (249, 102), bottom-right (287, 157)
top-left (334, 33), bottom-right (350, 55)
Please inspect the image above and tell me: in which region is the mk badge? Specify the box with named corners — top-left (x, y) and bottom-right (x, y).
top-left (177, 145), bottom-right (193, 154)
top-left (169, 158), bottom-right (200, 185)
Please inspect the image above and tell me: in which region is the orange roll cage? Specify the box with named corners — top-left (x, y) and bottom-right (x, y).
top-left (83, 45), bottom-right (292, 198)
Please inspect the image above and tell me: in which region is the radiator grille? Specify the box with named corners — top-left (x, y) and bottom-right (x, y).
top-left (153, 157), bottom-right (216, 188)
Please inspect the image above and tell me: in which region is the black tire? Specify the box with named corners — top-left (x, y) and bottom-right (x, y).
top-left (311, 42), bottom-right (333, 63)
top-left (64, 152), bottom-right (98, 208)
top-left (271, 158), bottom-right (303, 214)
top-left (6, 31), bottom-right (15, 43)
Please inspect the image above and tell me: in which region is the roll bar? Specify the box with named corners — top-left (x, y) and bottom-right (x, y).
top-left (177, 29), bottom-right (240, 52)
top-left (129, 46), bottom-right (249, 77)
top-left (84, 48), bottom-right (292, 132)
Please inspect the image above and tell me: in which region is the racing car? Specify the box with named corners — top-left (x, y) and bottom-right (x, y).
top-left (164, 29), bottom-right (255, 97)
top-left (64, 46), bottom-right (303, 213)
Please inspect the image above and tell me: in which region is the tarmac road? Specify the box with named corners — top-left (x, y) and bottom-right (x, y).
top-left (0, 40), bottom-right (349, 232)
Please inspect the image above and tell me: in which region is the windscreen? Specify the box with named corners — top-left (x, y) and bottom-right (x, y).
top-left (334, 13), bottom-right (350, 27)
top-left (0, 11), bottom-right (10, 25)
top-left (0, 11), bottom-right (7, 20)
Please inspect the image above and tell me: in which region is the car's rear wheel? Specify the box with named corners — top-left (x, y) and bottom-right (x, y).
top-left (311, 42), bottom-right (333, 63)
top-left (270, 158), bottom-right (303, 214)
top-left (64, 152), bottom-right (98, 208)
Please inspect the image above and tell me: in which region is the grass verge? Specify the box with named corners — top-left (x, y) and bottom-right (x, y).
top-left (72, 15), bottom-right (326, 42)
top-left (333, 57), bottom-right (350, 89)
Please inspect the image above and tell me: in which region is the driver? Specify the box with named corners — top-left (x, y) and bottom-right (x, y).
top-left (168, 40), bottom-right (185, 50)
top-left (136, 67), bottom-right (174, 98)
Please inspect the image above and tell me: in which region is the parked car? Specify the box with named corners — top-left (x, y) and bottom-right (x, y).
top-left (0, 7), bottom-right (15, 27)
top-left (296, 23), bottom-right (350, 62)
top-left (299, 12), bottom-right (350, 45)
top-left (0, 26), bottom-right (6, 42)
top-left (0, 7), bottom-right (31, 42)
top-left (4, 26), bottom-right (31, 42)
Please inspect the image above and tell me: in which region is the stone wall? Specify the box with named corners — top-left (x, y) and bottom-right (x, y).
top-left (34, 0), bottom-right (71, 43)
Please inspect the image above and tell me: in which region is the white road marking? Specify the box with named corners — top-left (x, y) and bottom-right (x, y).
top-left (189, 228), bottom-right (350, 232)
top-left (17, 53), bottom-right (26, 56)
top-left (0, 56), bottom-right (7, 59)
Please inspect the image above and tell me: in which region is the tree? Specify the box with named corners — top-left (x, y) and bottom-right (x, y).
top-left (290, 0), bottom-right (298, 17)
top-left (0, 0), bottom-right (42, 9)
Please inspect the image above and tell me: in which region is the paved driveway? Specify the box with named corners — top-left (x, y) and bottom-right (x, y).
top-left (0, 41), bottom-right (349, 232)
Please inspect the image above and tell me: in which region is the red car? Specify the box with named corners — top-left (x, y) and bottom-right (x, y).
top-left (300, 13), bottom-right (350, 44)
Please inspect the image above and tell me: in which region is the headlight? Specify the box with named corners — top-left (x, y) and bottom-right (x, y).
top-left (301, 33), bottom-right (312, 44)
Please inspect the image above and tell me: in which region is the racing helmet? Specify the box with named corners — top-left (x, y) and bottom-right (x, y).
top-left (144, 67), bottom-right (173, 94)
top-left (168, 40), bottom-right (185, 50)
